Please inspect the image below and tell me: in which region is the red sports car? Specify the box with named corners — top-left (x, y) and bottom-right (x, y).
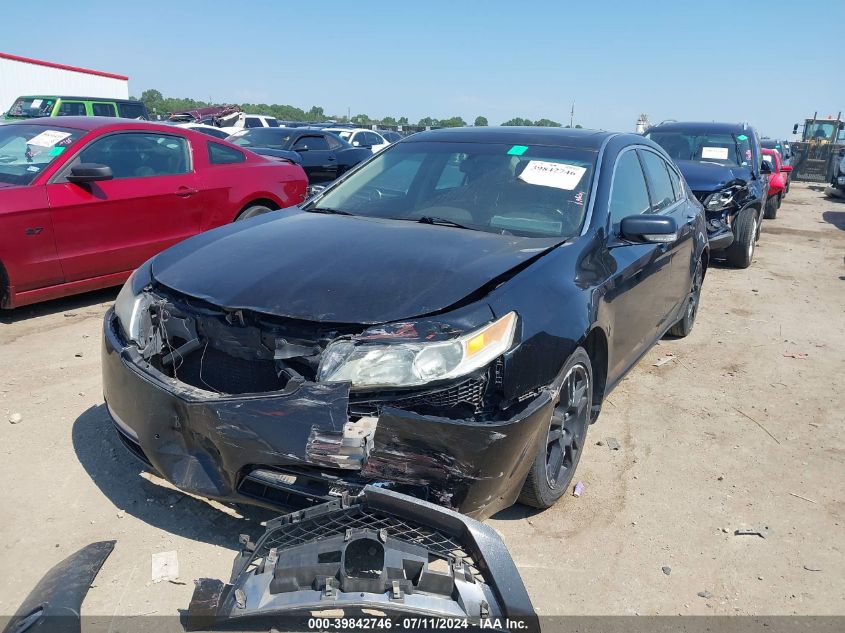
top-left (762, 148), bottom-right (791, 219)
top-left (0, 117), bottom-right (307, 309)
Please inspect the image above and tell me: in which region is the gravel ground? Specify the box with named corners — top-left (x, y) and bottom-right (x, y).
top-left (1, 183), bottom-right (842, 620)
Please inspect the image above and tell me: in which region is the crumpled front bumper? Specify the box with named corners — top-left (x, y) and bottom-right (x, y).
top-left (705, 215), bottom-right (735, 251)
top-left (102, 310), bottom-right (554, 519)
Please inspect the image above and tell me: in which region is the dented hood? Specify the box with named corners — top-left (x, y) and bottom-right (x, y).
top-left (675, 159), bottom-right (751, 194)
top-left (151, 210), bottom-right (564, 324)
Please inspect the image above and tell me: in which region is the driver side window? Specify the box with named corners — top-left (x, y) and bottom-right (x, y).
top-left (609, 150), bottom-right (650, 226)
top-left (66, 132), bottom-right (190, 180)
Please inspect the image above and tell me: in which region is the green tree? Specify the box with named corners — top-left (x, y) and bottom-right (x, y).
top-left (307, 105), bottom-right (325, 121)
top-left (474, 116), bottom-right (488, 127)
top-left (397, 116), bottom-right (409, 126)
top-left (381, 116), bottom-right (397, 126)
top-left (439, 116), bottom-right (466, 128)
top-left (502, 117), bottom-right (534, 126)
top-left (534, 118), bottom-right (562, 127)
top-left (351, 113), bottom-right (371, 125)
top-left (418, 116), bottom-right (439, 127)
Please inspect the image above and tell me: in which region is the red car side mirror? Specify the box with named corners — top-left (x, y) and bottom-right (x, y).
top-left (780, 165), bottom-right (793, 173)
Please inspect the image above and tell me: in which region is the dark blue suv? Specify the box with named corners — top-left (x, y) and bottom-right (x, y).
top-left (645, 121), bottom-right (770, 268)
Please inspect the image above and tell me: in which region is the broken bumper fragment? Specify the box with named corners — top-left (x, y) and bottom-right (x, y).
top-left (187, 486), bottom-right (538, 632)
top-left (102, 310), bottom-right (554, 519)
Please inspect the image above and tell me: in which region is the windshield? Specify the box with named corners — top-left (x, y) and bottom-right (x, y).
top-left (0, 124), bottom-right (85, 185)
top-left (229, 129), bottom-right (292, 149)
top-left (6, 97), bottom-right (56, 119)
top-left (805, 121), bottom-right (838, 141)
top-left (310, 141), bottom-right (597, 238)
top-left (646, 131), bottom-right (752, 167)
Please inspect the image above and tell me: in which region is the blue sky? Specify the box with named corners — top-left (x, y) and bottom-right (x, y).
top-left (4, 1), bottom-right (843, 137)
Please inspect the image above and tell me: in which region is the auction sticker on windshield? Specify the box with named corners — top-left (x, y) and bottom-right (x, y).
top-left (518, 160), bottom-right (586, 190)
top-left (701, 146), bottom-right (729, 160)
top-left (27, 130), bottom-right (72, 148)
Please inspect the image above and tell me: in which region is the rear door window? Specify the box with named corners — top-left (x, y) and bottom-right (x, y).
top-left (57, 101), bottom-right (87, 116)
top-left (92, 103), bottom-right (117, 117)
top-left (117, 102), bottom-right (146, 119)
top-left (639, 149), bottom-right (677, 212)
top-left (293, 135), bottom-right (330, 151)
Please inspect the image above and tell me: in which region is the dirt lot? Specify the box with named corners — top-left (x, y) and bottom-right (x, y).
top-left (1, 183), bottom-right (843, 619)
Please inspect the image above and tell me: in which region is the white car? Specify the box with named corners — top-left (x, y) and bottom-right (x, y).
top-left (323, 127), bottom-right (389, 153)
top-left (172, 123), bottom-right (231, 139)
top-left (218, 114), bottom-right (281, 136)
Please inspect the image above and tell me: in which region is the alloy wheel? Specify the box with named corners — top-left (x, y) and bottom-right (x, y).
top-left (545, 364), bottom-right (590, 487)
top-left (748, 217), bottom-right (757, 259)
top-left (687, 262), bottom-right (703, 325)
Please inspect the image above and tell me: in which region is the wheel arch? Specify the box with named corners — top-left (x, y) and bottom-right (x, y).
top-left (0, 258), bottom-right (9, 309)
top-left (581, 326), bottom-right (608, 422)
top-left (234, 197), bottom-right (281, 221)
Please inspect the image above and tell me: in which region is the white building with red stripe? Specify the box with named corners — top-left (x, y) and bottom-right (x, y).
top-left (0, 52), bottom-right (129, 115)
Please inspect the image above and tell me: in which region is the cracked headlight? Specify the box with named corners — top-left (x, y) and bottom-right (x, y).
top-left (114, 268), bottom-right (153, 344)
top-left (703, 189), bottom-right (735, 211)
top-left (318, 312), bottom-right (517, 389)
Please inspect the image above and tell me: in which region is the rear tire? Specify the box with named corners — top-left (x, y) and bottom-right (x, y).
top-left (236, 204), bottom-right (274, 221)
top-left (763, 195), bottom-right (778, 219)
top-left (724, 207), bottom-right (757, 268)
top-left (519, 348), bottom-right (592, 510)
top-left (668, 258), bottom-right (703, 338)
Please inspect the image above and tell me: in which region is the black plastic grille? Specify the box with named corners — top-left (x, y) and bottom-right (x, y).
top-left (349, 376), bottom-right (488, 417)
top-left (257, 505), bottom-right (482, 579)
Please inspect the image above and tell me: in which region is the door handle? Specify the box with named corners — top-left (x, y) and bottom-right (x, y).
top-left (175, 187), bottom-right (198, 197)
top-left (327, 156), bottom-right (337, 161)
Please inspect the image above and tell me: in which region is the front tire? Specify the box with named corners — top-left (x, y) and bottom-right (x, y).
top-left (668, 258), bottom-right (703, 337)
top-left (519, 348), bottom-right (592, 510)
top-left (763, 194), bottom-right (778, 219)
top-left (724, 207), bottom-right (757, 268)
top-left (236, 204), bottom-right (274, 221)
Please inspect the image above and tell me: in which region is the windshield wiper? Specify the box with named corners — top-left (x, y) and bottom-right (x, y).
top-left (307, 207), bottom-right (353, 216)
top-left (416, 216), bottom-right (478, 230)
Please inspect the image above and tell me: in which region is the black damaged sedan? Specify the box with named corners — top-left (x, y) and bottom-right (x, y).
top-left (103, 127), bottom-right (708, 519)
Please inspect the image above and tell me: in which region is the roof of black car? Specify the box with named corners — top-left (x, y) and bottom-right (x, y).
top-left (406, 126), bottom-right (613, 149)
top-left (647, 121), bottom-right (751, 134)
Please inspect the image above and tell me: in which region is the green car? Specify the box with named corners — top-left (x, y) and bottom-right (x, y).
top-left (3, 95), bottom-right (148, 121)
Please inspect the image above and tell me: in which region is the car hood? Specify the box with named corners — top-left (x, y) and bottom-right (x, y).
top-left (151, 210), bottom-right (564, 324)
top-left (675, 159), bottom-right (750, 193)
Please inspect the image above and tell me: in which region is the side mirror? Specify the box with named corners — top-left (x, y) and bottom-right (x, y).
top-left (781, 164), bottom-right (793, 173)
top-left (792, 124), bottom-right (799, 134)
top-left (620, 215), bottom-right (677, 243)
top-left (760, 161), bottom-right (772, 174)
top-left (66, 163), bottom-right (113, 184)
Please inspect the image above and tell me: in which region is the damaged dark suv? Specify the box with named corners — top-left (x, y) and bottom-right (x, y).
top-left (102, 127), bottom-right (708, 519)
top-left (644, 121), bottom-right (768, 269)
